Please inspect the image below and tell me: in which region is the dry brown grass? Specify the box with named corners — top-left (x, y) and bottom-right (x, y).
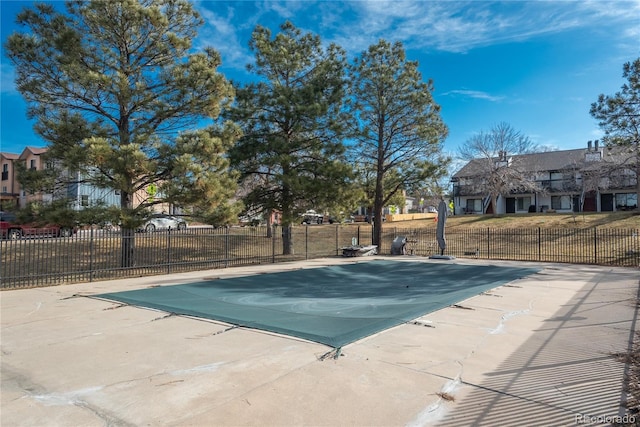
top-left (383, 211), bottom-right (640, 230)
top-left (2, 212), bottom-right (638, 289)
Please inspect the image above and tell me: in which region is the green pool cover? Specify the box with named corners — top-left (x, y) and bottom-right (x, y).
top-left (97, 260), bottom-right (540, 348)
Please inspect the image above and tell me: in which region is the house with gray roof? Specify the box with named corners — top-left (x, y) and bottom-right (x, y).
top-left (451, 141), bottom-right (638, 215)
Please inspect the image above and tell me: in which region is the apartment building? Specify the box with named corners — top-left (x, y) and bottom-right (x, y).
top-left (1, 147), bottom-right (51, 209)
top-left (0, 146), bottom-right (148, 211)
top-left (451, 142), bottom-right (638, 215)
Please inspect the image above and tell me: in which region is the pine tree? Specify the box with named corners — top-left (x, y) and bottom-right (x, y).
top-left (348, 40), bottom-right (448, 247)
top-left (590, 58), bottom-right (640, 209)
top-left (228, 21), bottom-right (353, 254)
top-left (6, 0), bottom-right (240, 266)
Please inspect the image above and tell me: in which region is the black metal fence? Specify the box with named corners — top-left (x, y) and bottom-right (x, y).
top-left (384, 227), bottom-right (640, 266)
top-left (1, 225), bottom-right (638, 289)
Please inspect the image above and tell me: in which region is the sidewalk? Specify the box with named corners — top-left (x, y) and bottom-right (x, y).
top-left (434, 263), bottom-right (639, 427)
top-left (1, 257), bottom-right (638, 426)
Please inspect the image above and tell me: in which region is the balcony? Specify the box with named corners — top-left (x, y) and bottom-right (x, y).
top-left (537, 179), bottom-right (580, 192)
top-left (453, 185), bottom-right (484, 197)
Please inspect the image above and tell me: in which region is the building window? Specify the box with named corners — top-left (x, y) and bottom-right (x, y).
top-left (466, 199), bottom-right (482, 213)
top-left (549, 172), bottom-right (564, 190)
top-left (2, 186), bottom-right (6, 193)
top-left (551, 195), bottom-right (572, 210)
top-left (516, 197), bottom-right (531, 211)
top-left (29, 159), bottom-right (36, 170)
top-left (81, 195), bottom-right (89, 207)
top-left (616, 193), bottom-right (638, 210)
top-left (1, 164), bottom-right (8, 181)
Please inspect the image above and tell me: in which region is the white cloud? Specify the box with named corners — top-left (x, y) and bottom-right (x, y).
top-left (257, 0), bottom-right (309, 19)
top-left (185, 0), bottom-right (640, 76)
top-left (193, 2), bottom-right (255, 70)
top-left (0, 62), bottom-right (17, 95)
top-left (578, 0), bottom-right (640, 21)
top-left (442, 89), bottom-right (504, 102)
top-left (192, 1), bottom-right (336, 73)
top-left (321, 0), bottom-right (640, 54)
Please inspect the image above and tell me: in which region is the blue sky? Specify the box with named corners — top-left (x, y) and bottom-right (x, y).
top-left (1, 0), bottom-right (639, 167)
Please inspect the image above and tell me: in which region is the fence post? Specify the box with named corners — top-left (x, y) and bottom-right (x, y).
top-left (224, 228), bottom-right (229, 268)
top-left (272, 224), bottom-right (276, 264)
top-left (304, 225), bottom-right (310, 259)
top-left (487, 227), bottom-right (490, 259)
top-left (593, 226), bottom-right (597, 265)
top-left (167, 227), bottom-right (171, 274)
top-left (89, 226), bottom-right (94, 282)
top-left (538, 227), bottom-right (541, 262)
top-left (335, 225), bottom-right (339, 256)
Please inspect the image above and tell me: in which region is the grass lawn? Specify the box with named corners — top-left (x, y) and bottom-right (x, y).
top-left (2, 211), bottom-right (638, 290)
top-left (382, 211), bottom-right (639, 230)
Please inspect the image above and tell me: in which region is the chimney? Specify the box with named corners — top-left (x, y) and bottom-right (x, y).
top-left (587, 140), bottom-right (592, 151)
top-left (585, 140), bottom-right (602, 162)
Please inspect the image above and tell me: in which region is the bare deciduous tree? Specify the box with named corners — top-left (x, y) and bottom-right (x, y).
top-left (458, 122), bottom-right (542, 214)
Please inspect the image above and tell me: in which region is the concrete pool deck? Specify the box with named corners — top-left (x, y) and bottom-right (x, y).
top-left (1, 257), bottom-right (638, 426)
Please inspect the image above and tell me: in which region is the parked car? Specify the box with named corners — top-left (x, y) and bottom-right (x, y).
top-left (328, 215), bottom-right (355, 224)
top-left (238, 215), bottom-right (263, 227)
top-left (0, 211), bottom-right (76, 239)
top-left (138, 214), bottom-right (187, 232)
top-left (301, 210), bottom-right (324, 225)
